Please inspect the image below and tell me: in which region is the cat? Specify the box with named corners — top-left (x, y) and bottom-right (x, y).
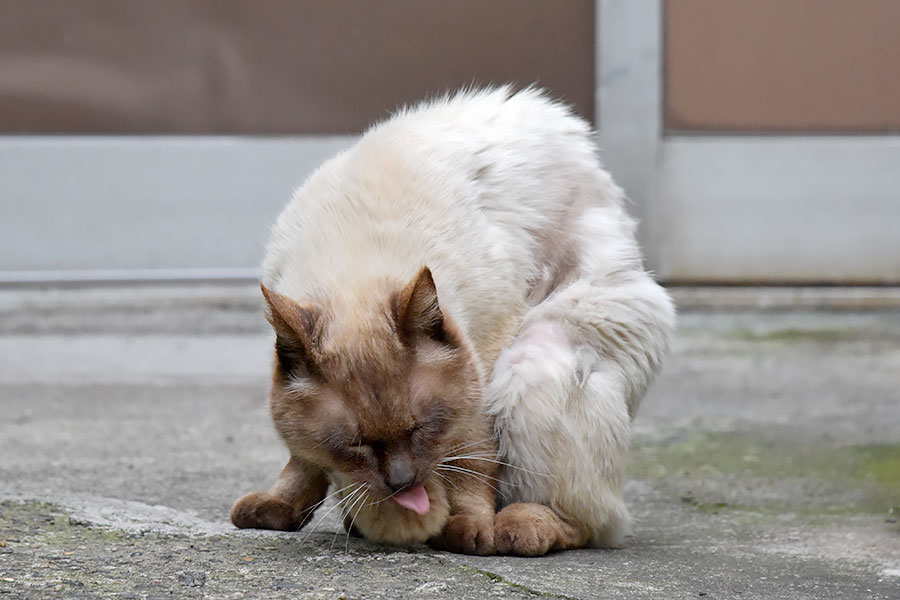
top-left (230, 86), bottom-right (675, 556)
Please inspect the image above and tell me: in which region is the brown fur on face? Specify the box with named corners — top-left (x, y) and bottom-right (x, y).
top-left (262, 267), bottom-right (498, 545)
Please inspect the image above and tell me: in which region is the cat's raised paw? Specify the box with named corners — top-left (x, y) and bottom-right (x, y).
top-left (230, 491), bottom-right (302, 531)
top-left (429, 514), bottom-right (495, 555)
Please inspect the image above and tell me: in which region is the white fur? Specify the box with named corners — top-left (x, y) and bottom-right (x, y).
top-left (263, 87), bottom-right (675, 546)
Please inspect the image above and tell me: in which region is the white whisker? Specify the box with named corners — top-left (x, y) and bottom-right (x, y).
top-left (344, 488), bottom-right (370, 553)
top-left (294, 482), bottom-right (357, 532)
top-left (370, 484), bottom-right (413, 506)
top-left (301, 482), bottom-right (364, 545)
top-left (435, 465), bottom-right (502, 494)
top-left (431, 471), bottom-right (458, 492)
top-left (334, 485), bottom-right (368, 552)
top-left (441, 455), bottom-right (550, 477)
top-left (446, 436), bottom-right (498, 456)
top-left (436, 464), bottom-right (506, 483)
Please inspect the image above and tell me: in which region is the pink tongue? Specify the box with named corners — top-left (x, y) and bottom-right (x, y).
top-left (392, 486), bottom-right (430, 515)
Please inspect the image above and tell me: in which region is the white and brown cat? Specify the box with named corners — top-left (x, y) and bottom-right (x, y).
top-left (231, 87), bottom-right (674, 556)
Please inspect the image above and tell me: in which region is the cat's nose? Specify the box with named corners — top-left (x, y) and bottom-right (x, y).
top-left (386, 456), bottom-right (416, 491)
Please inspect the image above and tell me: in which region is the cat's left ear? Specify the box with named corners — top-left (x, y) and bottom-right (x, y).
top-left (392, 266), bottom-right (456, 348)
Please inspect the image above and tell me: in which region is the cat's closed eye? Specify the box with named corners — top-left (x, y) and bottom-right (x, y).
top-left (349, 439), bottom-right (377, 453)
top-left (350, 429), bottom-right (418, 454)
top-left (414, 406), bottom-right (452, 438)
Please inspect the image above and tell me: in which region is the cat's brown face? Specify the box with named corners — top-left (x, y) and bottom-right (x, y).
top-left (263, 267), bottom-right (488, 507)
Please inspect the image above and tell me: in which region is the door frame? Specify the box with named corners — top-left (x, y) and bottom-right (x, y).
top-left (596, 0), bottom-right (900, 284)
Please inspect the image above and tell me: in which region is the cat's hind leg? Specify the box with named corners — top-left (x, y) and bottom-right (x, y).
top-left (231, 455), bottom-right (329, 531)
top-left (494, 502), bottom-right (588, 556)
top-left (485, 270), bottom-right (674, 553)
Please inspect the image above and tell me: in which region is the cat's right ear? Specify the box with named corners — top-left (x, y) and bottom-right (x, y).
top-left (392, 266), bottom-right (457, 348)
top-left (260, 285), bottom-right (322, 379)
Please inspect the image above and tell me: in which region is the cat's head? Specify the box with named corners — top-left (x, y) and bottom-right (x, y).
top-left (262, 267), bottom-right (488, 528)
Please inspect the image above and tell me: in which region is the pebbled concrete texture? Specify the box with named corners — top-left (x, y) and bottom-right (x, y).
top-left (1, 284), bottom-right (898, 599)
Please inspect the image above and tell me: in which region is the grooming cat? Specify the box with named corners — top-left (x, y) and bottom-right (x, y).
top-left (231, 87), bottom-right (674, 555)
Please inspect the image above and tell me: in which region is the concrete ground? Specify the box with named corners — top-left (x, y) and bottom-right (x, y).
top-left (0, 284), bottom-right (898, 600)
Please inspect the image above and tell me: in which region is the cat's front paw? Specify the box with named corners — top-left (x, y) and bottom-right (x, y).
top-left (429, 514), bottom-right (495, 555)
top-left (230, 491), bottom-right (304, 531)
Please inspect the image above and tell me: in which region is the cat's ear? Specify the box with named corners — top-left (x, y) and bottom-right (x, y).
top-left (392, 266), bottom-right (455, 347)
top-left (260, 284), bottom-right (322, 378)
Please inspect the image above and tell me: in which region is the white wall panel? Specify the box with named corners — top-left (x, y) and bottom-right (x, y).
top-left (0, 136), bottom-right (353, 281)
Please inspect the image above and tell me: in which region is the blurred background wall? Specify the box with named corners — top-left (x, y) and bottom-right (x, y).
top-left (0, 0), bottom-right (595, 134)
top-left (1, 0), bottom-right (898, 284)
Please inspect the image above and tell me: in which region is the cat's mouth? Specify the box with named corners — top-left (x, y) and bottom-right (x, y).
top-left (391, 485), bottom-right (430, 515)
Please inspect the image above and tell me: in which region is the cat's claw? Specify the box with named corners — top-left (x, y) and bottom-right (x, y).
top-left (429, 514), bottom-right (495, 555)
